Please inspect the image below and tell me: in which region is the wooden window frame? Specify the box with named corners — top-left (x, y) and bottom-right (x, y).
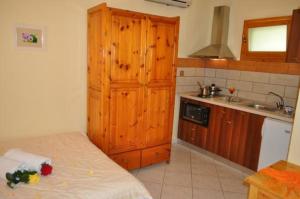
top-left (241, 16), bottom-right (292, 62)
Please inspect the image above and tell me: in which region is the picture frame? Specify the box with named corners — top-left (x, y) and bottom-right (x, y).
top-left (15, 25), bottom-right (44, 48)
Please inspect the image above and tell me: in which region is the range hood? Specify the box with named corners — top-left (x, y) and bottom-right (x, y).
top-left (190, 6), bottom-right (235, 59)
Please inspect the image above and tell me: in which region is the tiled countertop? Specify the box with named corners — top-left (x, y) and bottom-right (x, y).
top-left (180, 92), bottom-right (294, 123)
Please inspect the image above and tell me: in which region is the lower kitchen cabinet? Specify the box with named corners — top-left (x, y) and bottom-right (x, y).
top-left (178, 119), bottom-right (208, 148)
top-left (178, 98), bottom-right (265, 171)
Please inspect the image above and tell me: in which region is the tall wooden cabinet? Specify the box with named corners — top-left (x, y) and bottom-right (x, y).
top-left (87, 3), bottom-right (179, 170)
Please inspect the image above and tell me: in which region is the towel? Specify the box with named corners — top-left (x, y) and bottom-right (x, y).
top-left (0, 157), bottom-right (26, 180)
top-left (4, 149), bottom-right (51, 173)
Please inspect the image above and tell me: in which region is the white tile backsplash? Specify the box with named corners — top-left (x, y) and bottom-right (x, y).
top-left (204, 77), bottom-right (227, 88)
top-left (204, 68), bottom-right (216, 77)
top-left (176, 67), bottom-right (299, 107)
top-left (284, 87), bottom-right (299, 99)
top-left (270, 74), bottom-right (300, 86)
top-left (176, 77), bottom-right (201, 86)
top-left (176, 68), bottom-right (196, 77)
top-left (252, 83), bottom-right (285, 96)
top-left (195, 68), bottom-right (205, 76)
top-left (240, 71), bottom-right (270, 83)
top-left (216, 69), bottom-right (240, 80)
top-left (226, 80), bottom-right (252, 91)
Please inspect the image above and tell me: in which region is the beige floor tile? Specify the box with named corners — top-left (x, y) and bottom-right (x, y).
top-left (192, 163), bottom-right (218, 176)
top-left (172, 144), bottom-right (191, 153)
top-left (220, 178), bottom-right (249, 193)
top-left (166, 161), bottom-right (191, 174)
top-left (164, 171), bottom-right (192, 187)
top-left (193, 188), bottom-right (224, 199)
top-left (191, 152), bottom-right (215, 165)
top-left (170, 153), bottom-right (191, 164)
top-left (216, 164), bottom-right (246, 180)
top-left (192, 174), bottom-right (222, 190)
top-left (161, 184), bottom-right (192, 199)
top-left (223, 191), bottom-right (247, 199)
top-left (142, 182), bottom-right (162, 199)
top-left (137, 164), bottom-right (166, 184)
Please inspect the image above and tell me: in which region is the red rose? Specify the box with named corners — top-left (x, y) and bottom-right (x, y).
top-left (41, 163), bottom-right (53, 176)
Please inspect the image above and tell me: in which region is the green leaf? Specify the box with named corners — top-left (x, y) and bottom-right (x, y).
top-left (7, 182), bottom-right (15, 189)
top-left (6, 173), bottom-right (13, 181)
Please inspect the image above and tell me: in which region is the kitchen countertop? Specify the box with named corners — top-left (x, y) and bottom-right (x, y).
top-left (180, 92), bottom-right (294, 123)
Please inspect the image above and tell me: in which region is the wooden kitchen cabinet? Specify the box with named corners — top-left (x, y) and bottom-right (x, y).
top-left (178, 119), bottom-right (208, 148)
top-left (88, 3), bottom-right (179, 169)
top-left (178, 98), bottom-right (265, 171)
top-left (287, 9), bottom-right (300, 63)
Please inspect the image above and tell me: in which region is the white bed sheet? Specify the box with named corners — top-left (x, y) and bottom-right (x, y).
top-left (0, 132), bottom-right (152, 199)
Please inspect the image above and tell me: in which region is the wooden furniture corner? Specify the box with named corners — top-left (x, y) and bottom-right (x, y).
top-left (245, 160), bottom-right (300, 199)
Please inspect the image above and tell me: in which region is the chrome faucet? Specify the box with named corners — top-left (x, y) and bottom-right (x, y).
top-left (268, 92), bottom-right (284, 110)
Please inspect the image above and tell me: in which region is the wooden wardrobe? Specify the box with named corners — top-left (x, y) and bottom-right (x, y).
top-left (87, 3), bottom-right (179, 170)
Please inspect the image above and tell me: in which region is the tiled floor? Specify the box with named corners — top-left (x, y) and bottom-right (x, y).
top-left (131, 144), bottom-right (249, 199)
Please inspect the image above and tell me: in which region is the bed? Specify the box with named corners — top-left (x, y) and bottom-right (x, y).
top-left (0, 132), bottom-right (152, 199)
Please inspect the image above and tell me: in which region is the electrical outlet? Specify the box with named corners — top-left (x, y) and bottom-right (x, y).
top-left (179, 70), bottom-right (184, 76)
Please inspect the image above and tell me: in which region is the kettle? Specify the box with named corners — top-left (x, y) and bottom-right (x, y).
top-left (197, 82), bottom-right (210, 98)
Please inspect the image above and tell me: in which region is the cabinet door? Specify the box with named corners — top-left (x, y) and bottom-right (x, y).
top-left (229, 111), bottom-right (250, 164)
top-left (206, 105), bottom-right (226, 153)
top-left (218, 108), bottom-right (235, 159)
top-left (145, 17), bottom-right (177, 86)
top-left (109, 88), bottom-right (144, 154)
top-left (244, 114), bottom-right (265, 171)
top-left (144, 87), bottom-right (173, 147)
top-left (110, 11), bottom-right (146, 85)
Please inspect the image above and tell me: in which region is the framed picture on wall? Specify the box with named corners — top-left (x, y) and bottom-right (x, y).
top-left (15, 26), bottom-right (44, 48)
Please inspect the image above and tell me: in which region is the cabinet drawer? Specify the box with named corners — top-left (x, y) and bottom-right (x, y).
top-left (110, 151), bottom-right (141, 170)
top-left (141, 144), bottom-right (171, 167)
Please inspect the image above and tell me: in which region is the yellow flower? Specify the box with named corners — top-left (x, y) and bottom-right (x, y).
top-left (29, 174), bottom-right (40, 185)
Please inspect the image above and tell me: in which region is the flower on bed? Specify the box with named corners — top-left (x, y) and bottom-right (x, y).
top-left (41, 163), bottom-right (52, 176)
top-left (6, 170), bottom-right (39, 188)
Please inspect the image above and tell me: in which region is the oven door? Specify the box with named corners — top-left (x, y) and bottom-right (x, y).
top-left (182, 102), bottom-right (210, 127)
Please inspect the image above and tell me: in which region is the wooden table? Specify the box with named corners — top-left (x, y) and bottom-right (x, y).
top-left (245, 161), bottom-right (300, 199)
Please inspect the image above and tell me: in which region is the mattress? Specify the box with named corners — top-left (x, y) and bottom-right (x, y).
top-left (0, 132), bottom-right (152, 199)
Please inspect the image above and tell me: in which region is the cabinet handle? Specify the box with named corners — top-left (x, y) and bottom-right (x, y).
top-left (226, 121), bottom-right (232, 125)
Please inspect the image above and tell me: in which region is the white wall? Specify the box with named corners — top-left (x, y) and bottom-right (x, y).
top-left (0, 0), bottom-right (87, 140)
top-left (288, 89), bottom-right (300, 165)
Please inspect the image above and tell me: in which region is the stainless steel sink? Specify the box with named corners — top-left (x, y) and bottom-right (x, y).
top-left (246, 103), bottom-right (277, 112)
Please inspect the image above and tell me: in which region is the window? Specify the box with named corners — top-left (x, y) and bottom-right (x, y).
top-left (241, 16), bottom-right (291, 62)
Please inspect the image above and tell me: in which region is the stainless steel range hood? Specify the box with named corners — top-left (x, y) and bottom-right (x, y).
top-left (190, 6), bottom-right (235, 59)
